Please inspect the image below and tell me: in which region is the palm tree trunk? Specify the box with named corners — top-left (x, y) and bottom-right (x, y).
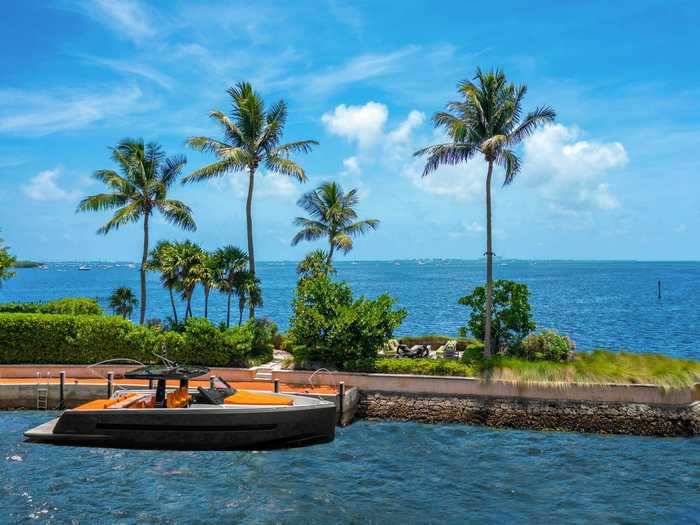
top-left (204, 287), bottom-right (209, 319)
top-left (226, 292), bottom-right (231, 328)
top-left (185, 292), bottom-right (192, 319)
top-left (139, 213), bottom-right (149, 325)
top-left (238, 297), bottom-right (244, 326)
top-left (246, 166), bottom-right (256, 319)
top-left (168, 288), bottom-right (178, 324)
top-left (484, 160), bottom-right (494, 359)
top-left (327, 237), bottom-right (335, 265)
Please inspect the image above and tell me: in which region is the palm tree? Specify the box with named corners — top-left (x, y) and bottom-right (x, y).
top-left (212, 245), bottom-right (249, 327)
top-left (183, 82), bottom-right (318, 318)
top-left (414, 68), bottom-right (555, 357)
top-left (296, 249), bottom-right (335, 279)
top-left (147, 240), bottom-right (181, 324)
top-left (109, 287), bottom-right (138, 320)
top-left (233, 271), bottom-right (261, 326)
top-left (200, 252), bottom-right (218, 319)
top-left (77, 139), bottom-right (196, 325)
top-left (291, 182), bottom-right (379, 264)
top-left (171, 241), bottom-right (205, 320)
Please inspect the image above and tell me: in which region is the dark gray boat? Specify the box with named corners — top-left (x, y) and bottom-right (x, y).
top-left (24, 365), bottom-right (336, 450)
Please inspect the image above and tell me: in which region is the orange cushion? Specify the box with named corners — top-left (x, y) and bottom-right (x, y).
top-left (224, 391), bottom-right (293, 406)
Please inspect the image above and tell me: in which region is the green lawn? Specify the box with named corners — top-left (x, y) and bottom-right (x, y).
top-left (374, 350), bottom-right (700, 388)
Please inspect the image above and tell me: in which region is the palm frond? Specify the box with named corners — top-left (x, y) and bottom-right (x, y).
top-left (183, 156), bottom-right (246, 183)
top-left (157, 200), bottom-right (197, 231)
top-left (507, 106), bottom-right (556, 145)
top-left (496, 149), bottom-right (522, 185)
top-left (96, 202), bottom-right (144, 234)
top-left (414, 143), bottom-right (478, 177)
top-left (266, 156), bottom-right (307, 182)
top-left (76, 193), bottom-right (130, 213)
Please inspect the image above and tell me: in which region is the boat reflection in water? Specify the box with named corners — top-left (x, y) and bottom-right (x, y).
top-left (24, 365), bottom-right (336, 450)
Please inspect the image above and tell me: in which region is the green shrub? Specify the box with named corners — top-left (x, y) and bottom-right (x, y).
top-left (458, 280), bottom-right (535, 352)
top-left (374, 358), bottom-right (478, 377)
top-left (289, 274), bottom-right (406, 370)
top-left (0, 298), bottom-right (102, 316)
top-left (519, 329), bottom-right (573, 361)
top-left (0, 313), bottom-right (273, 367)
top-left (0, 313), bottom-right (155, 364)
top-left (461, 340), bottom-right (486, 364)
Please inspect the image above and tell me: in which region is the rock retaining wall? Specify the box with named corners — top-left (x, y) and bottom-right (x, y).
top-left (358, 391), bottom-right (700, 437)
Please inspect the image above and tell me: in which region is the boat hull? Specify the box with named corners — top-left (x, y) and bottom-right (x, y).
top-left (24, 402), bottom-right (336, 450)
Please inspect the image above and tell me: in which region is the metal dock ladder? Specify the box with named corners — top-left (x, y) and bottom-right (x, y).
top-left (36, 372), bottom-right (50, 410)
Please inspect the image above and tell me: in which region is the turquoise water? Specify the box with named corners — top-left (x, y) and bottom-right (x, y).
top-left (2, 260), bottom-right (700, 358)
top-left (1, 413), bottom-right (699, 524)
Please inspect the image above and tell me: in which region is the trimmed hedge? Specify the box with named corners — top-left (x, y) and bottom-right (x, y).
top-left (0, 298), bottom-right (102, 316)
top-left (0, 313), bottom-right (273, 366)
top-left (373, 357), bottom-right (478, 377)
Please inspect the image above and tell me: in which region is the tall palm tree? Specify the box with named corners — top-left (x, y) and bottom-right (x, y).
top-left (109, 287), bottom-right (138, 320)
top-left (291, 182), bottom-right (379, 264)
top-left (147, 240), bottom-right (181, 324)
top-left (414, 68), bottom-right (555, 357)
top-left (77, 139), bottom-right (196, 324)
top-left (212, 245), bottom-right (249, 327)
top-left (183, 82), bottom-right (318, 318)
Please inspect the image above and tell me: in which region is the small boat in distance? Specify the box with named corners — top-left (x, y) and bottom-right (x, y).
top-left (24, 365), bottom-right (336, 450)
top-left (78, 265), bottom-right (90, 271)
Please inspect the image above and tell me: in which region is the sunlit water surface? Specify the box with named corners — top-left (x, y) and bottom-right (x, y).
top-left (1, 413), bottom-right (699, 524)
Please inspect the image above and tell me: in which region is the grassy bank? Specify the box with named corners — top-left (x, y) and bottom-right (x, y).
top-left (374, 350), bottom-right (700, 388)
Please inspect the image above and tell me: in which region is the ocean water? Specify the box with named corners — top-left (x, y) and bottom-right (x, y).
top-left (2, 260), bottom-right (700, 359)
top-left (1, 413), bottom-right (699, 524)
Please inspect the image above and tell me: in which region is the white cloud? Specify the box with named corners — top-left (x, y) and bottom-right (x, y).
top-left (81, 0), bottom-right (156, 43)
top-left (307, 47), bottom-right (417, 95)
top-left (321, 102), bottom-right (388, 149)
top-left (0, 86), bottom-right (144, 136)
top-left (228, 172), bottom-right (302, 200)
top-left (522, 123), bottom-right (628, 211)
top-left (403, 155), bottom-right (486, 201)
top-left (85, 56), bottom-right (173, 89)
top-left (22, 167), bottom-right (78, 201)
top-left (387, 110), bottom-right (425, 144)
top-left (341, 156), bottom-right (361, 176)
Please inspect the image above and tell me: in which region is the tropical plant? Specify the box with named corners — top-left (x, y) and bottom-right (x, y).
top-left (171, 241), bottom-right (205, 320)
top-left (296, 249), bottom-right (335, 279)
top-left (147, 240), bottom-right (182, 323)
top-left (519, 329), bottom-right (574, 361)
top-left (415, 68), bottom-right (555, 356)
top-left (458, 280), bottom-right (535, 353)
top-left (184, 82), bottom-right (318, 318)
top-left (291, 182), bottom-right (379, 264)
top-left (233, 271), bottom-right (261, 326)
top-left (77, 139), bottom-right (196, 324)
top-left (199, 252), bottom-right (218, 319)
top-left (108, 287), bottom-right (138, 320)
top-left (289, 273), bottom-right (407, 370)
top-left (212, 245), bottom-right (249, 327)
top-left (0, 236), bottom-right (16, 287)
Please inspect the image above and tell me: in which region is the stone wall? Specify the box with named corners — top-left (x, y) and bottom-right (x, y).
top-left (358, 391), bottom-right (700, 437)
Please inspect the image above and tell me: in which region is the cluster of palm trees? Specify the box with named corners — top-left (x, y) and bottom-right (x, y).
top-left (147, 241), bottom-right (259, 327)
top-left (78, 68), bottom-right (555, 357)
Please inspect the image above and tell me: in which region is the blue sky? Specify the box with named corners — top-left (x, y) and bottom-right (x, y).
top-left (1, 0), bottom-right (699, 261)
